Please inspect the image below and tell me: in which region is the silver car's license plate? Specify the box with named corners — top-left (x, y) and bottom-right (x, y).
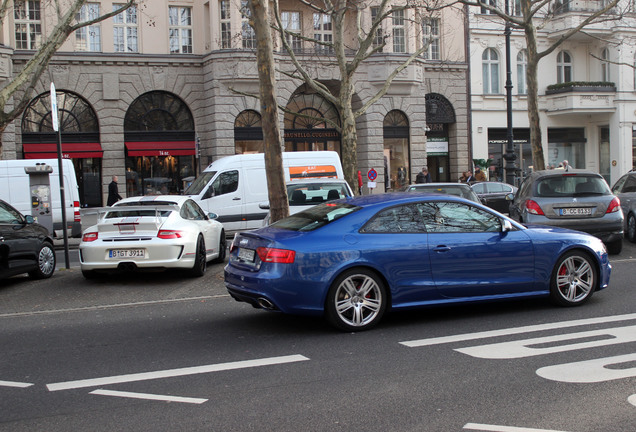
top-left (238, 248), bottom-right (255, 262)
top-left (560, 207), bottom-right (592, 216)
top-left (108, 249), bottom-right (145, 259)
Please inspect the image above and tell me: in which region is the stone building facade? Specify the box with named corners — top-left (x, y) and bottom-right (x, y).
top-left (1, 1), bottom-right (470, 206)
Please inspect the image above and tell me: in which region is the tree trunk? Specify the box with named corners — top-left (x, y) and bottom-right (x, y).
top-left (249, 0), bottom-right (288, 223)
top-left (339, 82), bottom-right (358, 193)
top-left (524, 25), bottom-right (545, 171)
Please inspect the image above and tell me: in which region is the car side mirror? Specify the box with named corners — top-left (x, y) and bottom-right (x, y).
top-left (24, 215), bottom-right (35, 224)
top-left (208, 212), bottom-right (218, 220)
top-left (501, 219), bottom-right (513, 232)
top-left (505, 193), bottom-right (515, 201)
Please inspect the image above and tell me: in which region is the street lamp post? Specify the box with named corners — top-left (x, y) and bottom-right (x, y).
top-left (503, 0), bottom-right (517, 185)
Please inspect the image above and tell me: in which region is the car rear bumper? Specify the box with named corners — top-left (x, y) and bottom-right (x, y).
top-left (524, 214), bottom-right (624, 242)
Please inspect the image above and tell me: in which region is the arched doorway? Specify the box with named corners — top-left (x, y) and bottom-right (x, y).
top-left (234, 110), bottom-right (263, 154)
top-left (425, 93), bottom-right (455, 182)
top-left (124, 91), bottom-right (196, 196)
top-left (283, 90), bottom-right (341, 154)
top-left (22, 91), bottom-right (102, 206)
top-left (383, 110), bottom-right (410, 190)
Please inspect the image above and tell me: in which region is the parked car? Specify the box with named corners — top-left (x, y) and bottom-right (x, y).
top-left (225, 193), bottom-right (610, 331)
top-left (79, 195), bottom-right (226, 278)
top-left (470, 181), bottom-right (518, 214)
top-left (403, 183), bottom-right (481, 203)
top-left (610, 170), bottom-right (636, 242)
top-left (0, 199), bottom-right (56, 280)
top-left (508, 170), bottom-right (623, 254)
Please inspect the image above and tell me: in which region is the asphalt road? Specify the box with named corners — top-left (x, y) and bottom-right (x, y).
top-left (2, 241), bottom-right (636, 431)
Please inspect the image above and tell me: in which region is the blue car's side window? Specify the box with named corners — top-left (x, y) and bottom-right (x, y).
top-left (417, 201), bottom-right (501, 233)
top-left (361, 204), bottom-right (424, 233)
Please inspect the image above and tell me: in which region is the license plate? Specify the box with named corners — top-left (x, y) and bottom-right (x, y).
top-left (560, 207), bottom-right (592, 216)
top-left (238, 248), bottom-right (255, 262)
top-left (108, 249), bottom-right (145, 259)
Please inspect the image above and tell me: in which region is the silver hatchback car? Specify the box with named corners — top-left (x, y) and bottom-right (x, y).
top-left (611, 170), bottom-right (636, 243)
top-left (508, 170), bottom-right (624, 254)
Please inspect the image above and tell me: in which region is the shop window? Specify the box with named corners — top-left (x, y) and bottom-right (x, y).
top-left (384, 110), bottom-right (410, 190)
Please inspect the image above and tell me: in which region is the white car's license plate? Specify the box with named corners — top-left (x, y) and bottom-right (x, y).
top-left (560, 207), bottom-right (592, 216)
top-left (108, 249), bottom-right (145, 259)
top-left (238, 248), bottom-right (255, 262)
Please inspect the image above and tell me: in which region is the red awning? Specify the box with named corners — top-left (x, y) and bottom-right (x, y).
top-left (23, 142), bottom-right (103, 159)
top-left (125, 141), bottom-right (195, 157)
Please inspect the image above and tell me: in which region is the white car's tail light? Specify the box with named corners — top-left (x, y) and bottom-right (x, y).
top-left (82, 232), bottom-right (98, 242)
top-left (157, 230), bottom-right (183, 239)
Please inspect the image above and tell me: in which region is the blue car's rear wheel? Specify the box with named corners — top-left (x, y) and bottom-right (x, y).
top-left (325, 268), bottom-right (387, 331)
top-left (550, 251), bottom-right (596, 307)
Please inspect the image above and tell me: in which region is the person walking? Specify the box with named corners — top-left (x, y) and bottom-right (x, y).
top-left (415, 166), bottom-right (432, 183)
top-left (474, 167), bottom-right (487, 181)
top-left (107, 175), bottom-right (122, 206)
top-left (562, 160), bottom-right (571, 171)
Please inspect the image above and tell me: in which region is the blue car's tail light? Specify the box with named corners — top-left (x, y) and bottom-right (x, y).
top-left (256, 247), bottom-right (296, 264)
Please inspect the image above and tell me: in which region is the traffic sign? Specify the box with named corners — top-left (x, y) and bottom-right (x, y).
top-left (367, 169), bottom-right (377, 181)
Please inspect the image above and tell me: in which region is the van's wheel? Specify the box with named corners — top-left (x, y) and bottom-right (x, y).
top-left (627, 213), bottom-right (636, 243)
top-left (212, 230), bottom-right (226, 263)
top-left (550, 251), bottom-right (596, 307)
top-left (325, 268), bottom-right (387, 331)
top-left (190, 235), bottom-right (206, 277)
top-left (28, 242), bottom-right (56, 279)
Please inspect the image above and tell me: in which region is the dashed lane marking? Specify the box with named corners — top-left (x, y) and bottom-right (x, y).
top-left (90, 389), bottom-right (207, 404)
top-left (46, 354), bottom-right (309, 391)
top-left (464, 423), bottom-right (573, 432)
top-left (0, 380), bottom-right (34, 388)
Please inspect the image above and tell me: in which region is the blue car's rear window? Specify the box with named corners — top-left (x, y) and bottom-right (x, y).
top-left (270, 202), bottom-right (360, 231)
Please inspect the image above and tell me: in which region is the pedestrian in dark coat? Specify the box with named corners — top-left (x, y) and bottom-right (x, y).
top-left (107, 175), bottom-right (122, 206)
top-left (415, 167), bottom-right (432, 183)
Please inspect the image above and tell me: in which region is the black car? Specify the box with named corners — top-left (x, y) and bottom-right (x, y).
top-left (470, 181), bottom-right (518, 214)
top-left (0, 199), bottom-right (56, 280)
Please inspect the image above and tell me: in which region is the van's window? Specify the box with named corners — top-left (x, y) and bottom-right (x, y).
top-left (212, 171), bottom-right (239, 196)
top-left (270, 202), bottom-right (360, 231)
top-left (185, 171), bottom-right (216, 195)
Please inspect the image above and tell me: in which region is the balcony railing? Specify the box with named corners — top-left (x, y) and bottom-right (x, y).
top-left (545, 81), bottom-right (616, 95)
top-left (551, 0), bottom-right (618, 16)
top-left (544, 81), bottom-right (616, 115)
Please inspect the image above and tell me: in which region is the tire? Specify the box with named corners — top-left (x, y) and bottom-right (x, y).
top-left (325, 268), bottom-right (387, 332)
top-left (627, 213), bottom-right (636, 243)
top-left (28, 242), bottom-right (56, 279)
top-left (212, 230), bottom-right (226, 264)
top-left (606, 238), bottom-right (623, 255)
top-left (189, 235), bottom-right (206, 277)
top-left (549, 251), bottom-right (597, 307)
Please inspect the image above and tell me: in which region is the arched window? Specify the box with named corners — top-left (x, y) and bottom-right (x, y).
top-left (601, 48), bottom-right (610, 82)
top-left (516, 50), bottom-right (528, 95)
top-left (383, 110), bottom-right (410, 190)
top-left (22, 91), bottom-right (102, 206)
top-left (557, 51), bottom-right (572, 84)
top-left (124, 91), bottom-right (196, 196)
top-left (284, 90), bottom-right (341, 154)
top-left (234, 110), bottom-right (263, 154)
top-left (482, 48), bottom-right (500, 94)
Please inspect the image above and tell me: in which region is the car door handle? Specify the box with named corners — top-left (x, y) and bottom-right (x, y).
top-left (232, 197), bottom-right (241, 200)
top-left (433, 245), bottom-right (451, 252)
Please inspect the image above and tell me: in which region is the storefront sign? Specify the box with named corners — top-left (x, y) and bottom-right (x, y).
top-left (427, 137), bottom-right (448, 155)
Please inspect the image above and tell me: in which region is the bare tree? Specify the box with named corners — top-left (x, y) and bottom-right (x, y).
top-left (0, 0), bottom-right (137, 156)
top-left (457, 0), bottom-right (622, 171)
top-left (248, 0), bottom-right (288, 222)
top-left (271, 0), bottom-right (442, 190)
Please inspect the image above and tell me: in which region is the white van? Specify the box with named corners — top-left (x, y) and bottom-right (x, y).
top-left (0, 159), bottom-right (82, 238)
top-left (185, 151), bottom-right (344, 232)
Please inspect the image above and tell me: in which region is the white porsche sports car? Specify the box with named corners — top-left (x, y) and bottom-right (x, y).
top-left (80, 195), bottom-right (225, 278)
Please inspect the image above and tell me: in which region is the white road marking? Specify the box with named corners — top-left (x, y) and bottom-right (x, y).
top-left (536, 353), bottom-right (636, 383)
top-left (0, 294), bottom-right (230, 318)
top-left (0, 380), bottom-right (34, 388)
top-left (400, 313), bottom-right (636, 348)
top-left (90, 389), bottom-right (207, 404)
top-left (47, 354), bottom-right (309, 391)
top-left (628, 394), bottom-right (636, 407)
top-left (464, 424), bottom-right (573, 432)
top-left (455, 325), bottom-right (636, 359)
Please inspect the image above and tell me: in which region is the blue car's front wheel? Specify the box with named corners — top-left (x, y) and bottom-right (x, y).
top-left (550, 251), bottom-right (596, 307)
top-left (325, 268), bottom-right (387, 332)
